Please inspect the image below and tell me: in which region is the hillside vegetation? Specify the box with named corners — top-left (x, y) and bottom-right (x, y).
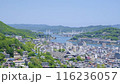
top-left (0, 21), bottom-right (38, 38)
top-left (8, 24), bottom-right (114, 33)
top-left (71, 27), bottom-right (120, 41)
top-left (0, 33), bottom-right (35, 57)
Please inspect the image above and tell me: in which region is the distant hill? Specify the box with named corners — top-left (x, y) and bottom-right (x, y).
top-left (71, 27), bottom-right (120, 41)
top-left (111, 24), bottom-right (120, 28)
top-left (8, 24), bottom-right (120, 33)
top-left (0, 21), bottom-right (38, 38)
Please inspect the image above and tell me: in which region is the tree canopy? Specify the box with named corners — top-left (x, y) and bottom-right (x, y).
top-left (0, 21), bottom-right (38, 39)
top-left (71, 27), bottom-right (120, 41)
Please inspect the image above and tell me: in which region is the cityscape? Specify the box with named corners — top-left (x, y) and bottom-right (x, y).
top-left (0, 0), bottom-right (120, 68)
top-left (0, 22), bottom-right (120, 68)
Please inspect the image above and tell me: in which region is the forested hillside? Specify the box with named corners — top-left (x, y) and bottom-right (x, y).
top-left (71, 27), bottom-right (120, 41)
top-left (0, 33), bottom-right (35, 57)
top-left (8, 24), bottom-right (113, 33)
top-left (0, 21), bottom-right (38, 38)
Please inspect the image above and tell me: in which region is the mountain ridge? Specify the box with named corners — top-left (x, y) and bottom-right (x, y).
top-left (8, 24), bottom-right (120, 33)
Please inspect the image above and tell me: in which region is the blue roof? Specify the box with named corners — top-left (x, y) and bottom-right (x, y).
top-left (8, 58), bottom-right (15, 61)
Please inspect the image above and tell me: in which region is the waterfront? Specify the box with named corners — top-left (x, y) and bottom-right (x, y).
top-left (2, 33), bottom-right (120, 68)
top-left (51, 34), bottom-right (120, 48)
top-left (51, 34), bottom-right (71, 44)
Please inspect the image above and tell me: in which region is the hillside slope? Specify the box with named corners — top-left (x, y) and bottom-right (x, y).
top-left (0, 21), bottom-right (38, 38)
top-left (71, 27), bottom-right (120, 41)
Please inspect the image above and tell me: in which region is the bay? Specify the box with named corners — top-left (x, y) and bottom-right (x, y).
top-left (50, 34), bottom-right (120, 48)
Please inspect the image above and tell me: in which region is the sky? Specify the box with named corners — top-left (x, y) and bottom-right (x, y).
top-left (0, 0), bottom-right (120, 27)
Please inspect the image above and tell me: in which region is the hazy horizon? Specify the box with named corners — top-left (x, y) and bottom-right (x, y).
top-left (0, 0), bottom-right (120, 27)
top-left (7, 23), bottom-right (120, 28)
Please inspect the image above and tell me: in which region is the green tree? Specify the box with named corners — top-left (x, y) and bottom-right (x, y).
top-left (28, 58), bottom-right (42, 68)
top-left (0, 49), bottom-right (4, 52)
top-left (58, 48), bottom-right (65, 52)
top-left (46, 52), bottom-right (51, 55)
top-left (76, 56), bottom-right (84, 61)
top-left (69, 58), bottom-right (75, 61)
top-left (17, 49), bottom-right (24, 56)
top-left (101, 64), bottom-right (106, 68)
top-left (61, 64), bottom-right (67, 68)
top-left (6, 47), bottom-right (14, 57)
top-left (28, 52), bottom-right (35, 57)
top-left (97, 64), bottom-right (101, 68)
top-left (0, 53), bottom-right (5, 64)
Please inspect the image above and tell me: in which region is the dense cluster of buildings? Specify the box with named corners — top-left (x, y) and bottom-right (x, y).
top-left (33, 37), bottom-right (120, 68)
top-left (78, 38), bottom-right (120, 45)
top-left (1, 35), bottom-right (120, 68)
